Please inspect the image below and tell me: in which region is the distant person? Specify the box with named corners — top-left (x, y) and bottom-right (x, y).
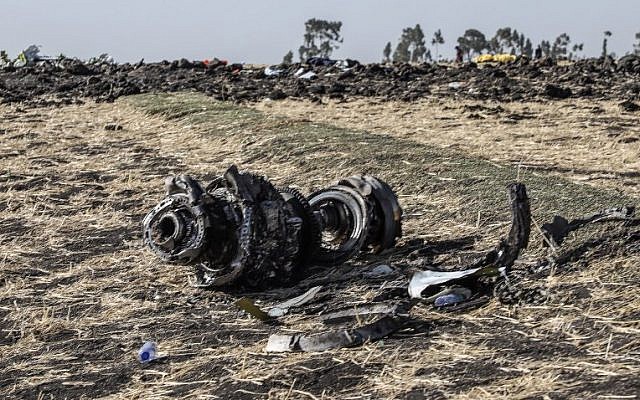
top-left (455, 46), bottom-right (463, 63)
top-left (534, 45), bottom-right (543, 59)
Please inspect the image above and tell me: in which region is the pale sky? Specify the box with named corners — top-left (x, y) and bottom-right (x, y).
top-left (2, 0), bottom-right (638, 63)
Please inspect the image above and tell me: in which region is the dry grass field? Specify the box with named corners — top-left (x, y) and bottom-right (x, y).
top-left (1, 93), bottom-right (639, 399)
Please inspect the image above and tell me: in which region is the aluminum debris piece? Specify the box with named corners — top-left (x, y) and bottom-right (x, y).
top-left (409, 182), bottom-right (530, 300)
top-left (268, 286), bottom-right (323, 317)
top-left (320, 303), bottom-right (400, 324)
top-left (408, 266), bottom-right (502, 299)
top-left (265, 307), bottom-right (412, 353)
top-left (298, 71), bottom-right (317, 79)
top-left (264, 66), bottom-right (283, 77)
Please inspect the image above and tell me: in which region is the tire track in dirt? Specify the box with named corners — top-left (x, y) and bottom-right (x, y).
top-left (253, 98), bottom-right (640, 198)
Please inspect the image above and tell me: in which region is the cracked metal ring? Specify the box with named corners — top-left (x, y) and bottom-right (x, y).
top-left (339, 175), bottom-right (402, 253)
top-left (142, 193), bottom-right (209, 264)
top-left (308, 186), bottom-right (369, 266)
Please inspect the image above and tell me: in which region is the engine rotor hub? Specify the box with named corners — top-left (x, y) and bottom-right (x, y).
top-left (142, 165), bottom-right (402, 288)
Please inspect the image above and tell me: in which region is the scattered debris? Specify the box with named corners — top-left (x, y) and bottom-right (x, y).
top-left (142, 165), bottom-right (402, 288)
top-left (267, 286), bottom-right (323, 317)
top-left (474, 54), bottom-right (517, 64)
top-left (236, 286), bottom-right (325, 320)
top-left (140, 165), bottom-right (633, 354)
top-left (490, 182), bottom-right (531, 274)
top-left (87, 53), bottom-right (115, 65)
top-left (263, 183), bottom-right (533, 352)
top-left (306, 57), bottom-right (336, 67)
top-left (297, 70), bottom-right (317, 80)
top-left (3, 56), bottom-right (640, 105)
top-left (410, 183), bottom-right (530, 300)
top-left (408, 266), bottom-right (501, 299)
top-left (320, 303), bottom-right (401, 324)
top-left (541, 206), bottom-right (635, 247)
top-left (0, 50), bottom-right (10, 67)
top-left (15, 45), bottom-right (44, 67)
top-left (264, 66), bottom-right (283, 77)
top-left (265, 301), bottom-right (413, 353)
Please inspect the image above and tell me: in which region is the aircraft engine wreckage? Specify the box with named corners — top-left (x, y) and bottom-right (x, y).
top-left (142, 165), bottom-right (402, 288)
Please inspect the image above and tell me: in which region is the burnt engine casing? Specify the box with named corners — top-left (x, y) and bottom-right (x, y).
top-left (142, 165), bottom-right (402, 288)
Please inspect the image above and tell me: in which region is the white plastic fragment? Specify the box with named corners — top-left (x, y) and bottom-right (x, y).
top-left (408, 267), bottom-right (504, 298)
top-left (335, 59), bottom-right (352, 71)
top-left (264, 66), bottom-right (282, 77)
top-left (298, 71), bottom-right (317, 79)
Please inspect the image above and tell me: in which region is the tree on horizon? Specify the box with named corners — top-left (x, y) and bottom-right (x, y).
top-left (457, 29), bottom-right (487, 60)
top-left (282, 50), bottom-right (293, 64)
top-left (540, 40), bottom-right (552, 57)
top-left (551, 33), bottom-right (571, 59)
top-left (393, 24), bottom-right (428, 63)
top-left (524, 38), bottom-right (533, 58)
top-left (382, 42), bottom-right (392, 63)
top-left (298, 18), bottom-right (343, 61)
top-left (570, 43), bottom-right (584, 60)
top-left (602, 30), bottom-right (612, 58)
top-left (431, 29), bottom-right (444, 60)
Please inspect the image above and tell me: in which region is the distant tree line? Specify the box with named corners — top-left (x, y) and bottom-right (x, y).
top-left (455, 28), bottom-right (583, 61)
top-left (280, 18), bottom-right (640, 63)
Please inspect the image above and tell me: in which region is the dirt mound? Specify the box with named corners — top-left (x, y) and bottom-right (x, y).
top-left (2, 56), bottom-right (640, 106)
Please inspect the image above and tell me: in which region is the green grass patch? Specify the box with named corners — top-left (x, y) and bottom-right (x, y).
top-left (127, 93), bottom-right (634, 224)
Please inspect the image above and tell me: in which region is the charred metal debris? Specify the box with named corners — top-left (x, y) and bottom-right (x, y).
top-left (142, 168), bottom-right (638, 353)
top-left (142, 164), bottom-right (402, 289)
